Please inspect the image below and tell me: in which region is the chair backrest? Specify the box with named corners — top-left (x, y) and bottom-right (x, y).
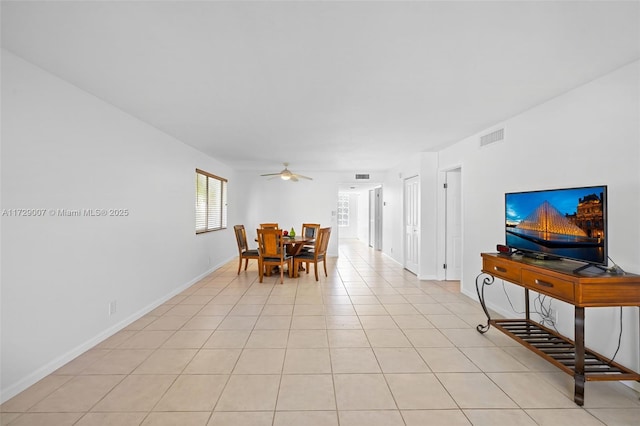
top-left (234, 224), bottom-right (249, 253)
top-left (315, 227), bottom-right (331, 257)
top-left (301, 223), bottom-right (321, 239)
top-left (256, 228), bottom-right (285, 259)
top-left (260, 223), bottom-right (279, 229)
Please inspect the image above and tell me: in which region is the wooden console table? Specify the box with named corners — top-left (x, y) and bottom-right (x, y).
top-left (476, 252), bottom-right (640, 406)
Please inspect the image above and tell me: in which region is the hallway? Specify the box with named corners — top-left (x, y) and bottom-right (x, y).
top-left (2, 240), bottom-right (639, 425)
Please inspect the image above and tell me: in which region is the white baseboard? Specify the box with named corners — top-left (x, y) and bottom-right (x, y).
top-left (0, 259), bottom-right (230, 404)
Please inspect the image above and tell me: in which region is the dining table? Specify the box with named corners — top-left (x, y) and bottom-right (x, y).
top-left (255, 234), bottom-right (315, 277)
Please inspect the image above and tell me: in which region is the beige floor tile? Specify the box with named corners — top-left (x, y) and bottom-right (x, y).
top-left (402, 409), bottom-right (471, 426)
top-left (287, 330), bottom-right (328, 348)
top-left (142, 411), bottom-right (211, 426)
top-left (154, 375), bottom-right (228, 411)
top-left (440, 328), bottom-right (498, 347)
top-left (354, 305), bottom-right (388, 316)
top-left (274, 410), bottom-right (338, 426)
top-left (133, 349), bottom-right (197, 374)
top-left (325, 315), bottom-right (362, 329)
top-left (525, 408), bottom-right (606, 425)
top-left (0, 412), bottom-right (21, 425)
top-left (291, 315), bottom-right (327, 329)
top-left (327, 329), bottom-right (370, 347)
top-left (254, 315), bottom-right (292, 330)
top-left (588, 408), bottom-right (640, 425)
top-left (95, 330), bottom-right (137, 349)
top-left (217, 316), bottom-right (258, 330)
top-left (210, 295), bottom-right (242, 305)
top-left (414, 303), bottom-right (453, 315)
top-left (382, 304), bottom-right (419, 315)
top-left (229, 304), bottom-right (264, 316)
top-left (92, 375), bottom-right (176, 412)
top-left (183, 349), bottom-right (241, 374)
top-left (165, 304), bottom-right (203, 316)
top-left (436, 372), bottom-right (518, 409)
top-left (198, 304), bottom-right (234, 316)
top-left (425, 314), bottom-right (472, 329)
top-left (460, 347), bottom-right (529, 372)
top-left (215, 375), bottom-right (280, 411)
top-left (233, 348), bottom-right (285, 374)
top-left (53, 349), bottom-right (111, 375)
top-left (338, 410), bottom-right (405, 426)
top-left (404, 329), bottom-right (454, 347)
top-left (81, 349), bottom-right (153, 375)
top-left (283, 348), bottom-right (332, 374)
top-left (182, 316), bottom-right (225, 330)
top-left (373, 348), bottom-right (430, 373)
top-left (416, 347), bottom-right (480, 372)
top-left (358, 316), bottom-right (399, 329)
top-left (245, 330), bottom-right (289, 348)
top-left (75, 412), bottom-right (147, 426)
top-left (324, 305), bottom-right (357, 315)
top-left (390, 315), bottom-right (434, 329)
top-left (377, 296), bottom-right (409, 304)
top-left (5, 412), bottom-right (83, 426)
top-left (261, 305), bottom-right (294, 315)
top-left (582, 381), bottom-right (640, 408)
top-left (331, 348), bottom-right (381, 373)
top-left (30, 375), bottom-right (124, 412)
top-left (462, 409), bottom-right (537, 426)
top-left (162, 330), bottom-right (213, 348)
top-left (117, 331), bottom-right (173, 349)
top-left (1, 375), bottom-right (73, 412)
top-left (293, 304), bottom-right (325, 315)
top-left (276, 374), bottom-right (336, 410)
top-left (487, 372), bottom-right (579, 408)
top-left (202, 330), bottom-right (250, 348)
top-left (364, 329), bottom-right (411, 347)
top-left (124, 317), bottom-right (158, 331)
top-left (144, 315), bottom-right (191, 330)
top-left (333, 374), bottom-right (396, 410)
top-left (207, 411), bottom-right (273, 426)
top-left (385, 373), bottom-right (457, 409)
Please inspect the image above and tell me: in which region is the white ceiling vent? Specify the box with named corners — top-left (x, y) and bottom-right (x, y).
top-left (480, 127), bottom-right (505, 147)
top-left (355, 174), bottom-right (370, 180)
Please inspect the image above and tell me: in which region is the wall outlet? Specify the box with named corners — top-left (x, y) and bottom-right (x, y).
top-left (108, 300), bottom-right (117, 316)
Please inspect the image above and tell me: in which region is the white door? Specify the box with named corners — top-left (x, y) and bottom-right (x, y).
top-left (445, 169), bottom-right (462, 280)
top-left (404, 176), bottom-right (419, 274)
top-left (374, 187), bottom-right (383, 251)
top-left (369, 189), bottom-right (375, 247)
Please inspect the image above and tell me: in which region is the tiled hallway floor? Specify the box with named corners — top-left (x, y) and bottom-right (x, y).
top-left (2, 240), bottom-right (639, 425)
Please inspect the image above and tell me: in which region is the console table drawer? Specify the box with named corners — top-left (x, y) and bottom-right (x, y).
top-left (522, 269), bottom-right (574, 303)
top-left (482, 256), bottom-right (521, 282)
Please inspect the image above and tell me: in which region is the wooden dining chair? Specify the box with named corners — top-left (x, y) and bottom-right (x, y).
top-left (233, 225), bottom-right (260, 274)
top-left (256, 228), bottom-right (292, 284)
top-left (293, 227), bottom-right (331, 281)
top-left (300, 223), bottom-right (320, 252)
top-left (259, 222), bottom-right (279, 229)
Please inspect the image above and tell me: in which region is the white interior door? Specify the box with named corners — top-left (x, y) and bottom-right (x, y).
top-left (369, 189), bottom-right (375, 247)
top-left (374, 187), bottom-right (383, 251)
top-left (404, 176), bottom-right (419, 274)
top-left (445, 169), bottom-right (462, 280)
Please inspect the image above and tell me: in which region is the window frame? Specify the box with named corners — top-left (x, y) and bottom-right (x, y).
top-left (196, 168), bottom-right (228, 234)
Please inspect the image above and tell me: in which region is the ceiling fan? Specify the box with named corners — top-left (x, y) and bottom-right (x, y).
top-left (260, 163), bottom-right (312, 182)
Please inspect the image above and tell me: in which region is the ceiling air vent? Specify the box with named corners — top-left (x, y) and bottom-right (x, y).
top-left (355, 174), bottom-right (370, 180)
top-left (480, 127), bottom-right (505, 147)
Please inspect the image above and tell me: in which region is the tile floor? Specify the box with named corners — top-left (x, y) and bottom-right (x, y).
top-left (2, 240), bottom-right (640, 425)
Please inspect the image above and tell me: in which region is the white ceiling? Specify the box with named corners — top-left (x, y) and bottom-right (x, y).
top-left (2, 1), bottom-right (639, 174)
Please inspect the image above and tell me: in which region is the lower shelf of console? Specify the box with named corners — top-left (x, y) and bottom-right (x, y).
top-left (491, 319), bottom-right (640, 381)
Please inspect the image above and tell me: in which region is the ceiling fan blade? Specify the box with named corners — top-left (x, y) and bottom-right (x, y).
top-left (294, 174), bottom-right (313, 180)
top-left (260, 172), bottom-right (282, 177)
top-left (290, 176), bottom-right (299, 182)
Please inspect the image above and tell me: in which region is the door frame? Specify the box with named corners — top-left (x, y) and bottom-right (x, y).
top-left (403, 175), bottom-right (420, 274)
top-left (437, 165), bottom-right (463, 281)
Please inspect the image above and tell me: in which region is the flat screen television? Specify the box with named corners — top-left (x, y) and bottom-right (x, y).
top-left (505, 185), bottom-right (607, 268)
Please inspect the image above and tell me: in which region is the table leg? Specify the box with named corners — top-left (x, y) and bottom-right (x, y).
top-left (574, 306), bottom-right (585, 406)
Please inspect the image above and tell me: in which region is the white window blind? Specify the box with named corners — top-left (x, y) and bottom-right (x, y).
top-left (196, 169), bottom-right (228, 233)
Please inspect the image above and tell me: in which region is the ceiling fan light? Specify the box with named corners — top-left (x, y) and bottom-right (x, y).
top-left (280, 174), bottom-right (291, 180)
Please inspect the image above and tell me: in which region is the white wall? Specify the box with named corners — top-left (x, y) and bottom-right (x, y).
top-left (1, 51), bottom-right (240, 401)
top-left (233, 172), bottom-right (339, 257)
top-left (438, 61), bottom-right (640, 380)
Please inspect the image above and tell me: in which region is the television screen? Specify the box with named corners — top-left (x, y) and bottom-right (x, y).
top-left (505, 185), bottom-right (607, 266)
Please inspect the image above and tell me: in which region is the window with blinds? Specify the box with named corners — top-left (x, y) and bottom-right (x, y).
top-left (196, 169), bottom-right (228, 233)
